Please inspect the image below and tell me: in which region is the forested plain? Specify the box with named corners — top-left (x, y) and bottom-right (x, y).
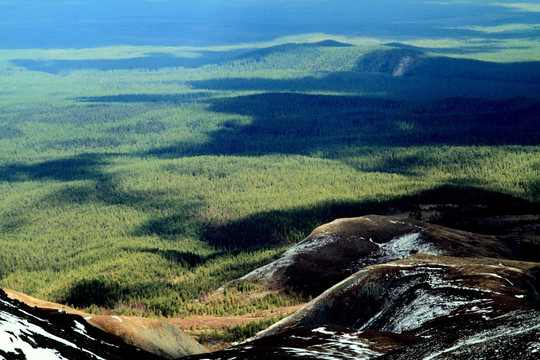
top-left (1, 32), bottom-right (539, 335)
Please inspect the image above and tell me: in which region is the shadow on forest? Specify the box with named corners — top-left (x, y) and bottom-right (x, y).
top-left (0, 153), bottom-right (204, 216)
top-left (134, 184), bottom-right (539, 250)
top-left (133, 247), bottom-right (227, 269)
top-left (60, 279), bottom-right (124, 308)
top-left (12, 51), bottom-right (245, 74)
top-left (78, 92), bottom-right (210, 104)
top-left (0, 124), bottom-right (23, 140)
top-left (0, 154), bottom-right (107, 183)
top-left (138, 93), bottom-right (540, 161)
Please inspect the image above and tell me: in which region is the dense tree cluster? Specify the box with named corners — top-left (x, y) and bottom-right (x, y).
top-left (0, 41), bottom-right (538, 317)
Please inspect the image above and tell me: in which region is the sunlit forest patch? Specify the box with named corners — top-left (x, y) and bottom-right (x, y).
top-left (1, 0), bottom-right (539, 320)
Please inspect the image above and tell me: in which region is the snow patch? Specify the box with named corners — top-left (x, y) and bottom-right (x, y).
top-left (358, 232), bottom-right (440, 269)
top-left (283, 327), bottom-right (382, 360)
top-left (359, 265), bottom-right (493, 333)
top-left (393, 55), bottom-right (414, 76)
top-left (0, 310), bottom-right (106, 360)
top-left (72, 320), bottom-right (99, 342)
top-left (378, 232), bottom-right (440, 261)
top-left (478, 273), bottom-right (514, 286)
top-left (312, 327), bottom-right (335, 335)
top-left (382, 292), bottom-right (479, 333)
top-left (112, 316), bottom-right (123, 323)
top-left (423, 313), bottom-right (540, 359)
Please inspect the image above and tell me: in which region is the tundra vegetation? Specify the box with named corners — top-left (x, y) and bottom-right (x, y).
top-left (0, 26), bottom-right (539, 344)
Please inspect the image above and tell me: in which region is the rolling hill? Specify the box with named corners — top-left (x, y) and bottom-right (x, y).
top-left (186, 216), bottom-right (540, 359)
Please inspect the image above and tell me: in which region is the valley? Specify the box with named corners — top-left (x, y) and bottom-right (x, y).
top-left (1, 0), bottom-right (539, 358)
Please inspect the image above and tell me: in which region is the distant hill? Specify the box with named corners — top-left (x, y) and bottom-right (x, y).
top-left (238, 40), bottom-right (354, 60)
top-left (357, 46), bottom-right (540, 84)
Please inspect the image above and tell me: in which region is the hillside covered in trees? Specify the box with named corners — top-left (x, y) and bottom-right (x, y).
top-left (1, 0), bottom-right (539, 354)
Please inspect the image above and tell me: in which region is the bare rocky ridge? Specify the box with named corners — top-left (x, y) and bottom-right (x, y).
top-left (256, 254), bottom-right (539, 337)
top-left (236, 215), bottom-right (519, 297)
top-left (2, 289), bottom-right (207, 359)
top-left (0, 289), bottom-right (165, 360)
top-left (187, 215), bottom-right (540, 359)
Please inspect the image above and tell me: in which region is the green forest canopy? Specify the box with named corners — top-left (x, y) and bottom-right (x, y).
top-left (0, 35), bottom-right (539, 317)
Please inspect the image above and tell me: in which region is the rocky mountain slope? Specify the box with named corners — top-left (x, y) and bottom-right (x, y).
top-left (2, 215), bottom-right (538, 359)
top-left (187, 215), bottom-right (540, 359)
top-left (0, 289), bottom-right (166, 360)
top-left (1, 289), bottom-right (207, 359)
top-left (235, 215), bottom-right (520, 297)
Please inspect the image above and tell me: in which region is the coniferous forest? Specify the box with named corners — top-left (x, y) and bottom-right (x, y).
top-left (0, 1), bottom-right (539, 341)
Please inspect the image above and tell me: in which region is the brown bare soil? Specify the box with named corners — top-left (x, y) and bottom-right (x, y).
top-left (4, 288), bottom-right (89, 316)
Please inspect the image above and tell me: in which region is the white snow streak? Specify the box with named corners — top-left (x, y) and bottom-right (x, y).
top-left (283, 326), bottom-right (381, 360)
top-left (0, 310), bottom-right (106, 360)
top-left (423, 317), bottom-right (540, 360)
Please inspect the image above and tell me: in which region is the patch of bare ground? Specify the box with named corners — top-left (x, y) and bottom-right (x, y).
top-left (4, 288), bottom-right (207, 359)
top-left (4, 288), bottom-right (89, 317)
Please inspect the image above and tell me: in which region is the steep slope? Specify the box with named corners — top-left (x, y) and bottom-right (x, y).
top-left (0, 289), bottom-right (165, 360)
top-left (235, 215), bottom-right (518, 297)
top-left (186, 254), bottom-right (540, 359)
top-left (3, 289), bottom-right (207, 359)
top-left (188, 215), bottom-right (539, 359)
top-left (356, 48), bottom-right (423, 76)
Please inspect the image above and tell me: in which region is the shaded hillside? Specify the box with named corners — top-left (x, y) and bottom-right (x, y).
top-left (356, 48), bottom-right (423, 76)
top-left (230, 215), bottom-right (521, 297)
top-left (357, 47), bottom-right (540, 84)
